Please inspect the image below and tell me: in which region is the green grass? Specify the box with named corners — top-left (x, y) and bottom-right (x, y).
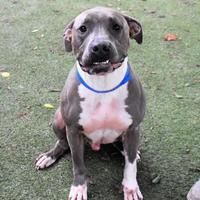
top-left (0, 0), bottom-right (200, 199)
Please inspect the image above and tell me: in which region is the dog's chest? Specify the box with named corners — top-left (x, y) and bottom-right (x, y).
top-left (78, 83), bottom-right (132, 145)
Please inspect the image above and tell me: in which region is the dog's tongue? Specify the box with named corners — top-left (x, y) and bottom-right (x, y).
top-left (91, 143), bottom-right (101, 151)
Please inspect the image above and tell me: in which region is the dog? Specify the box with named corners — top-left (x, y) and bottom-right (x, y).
top-left (35, 7), bottom-right (145, 200)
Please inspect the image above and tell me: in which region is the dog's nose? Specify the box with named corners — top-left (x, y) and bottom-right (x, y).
top-left (91, 42), bottom-right (112, 60)
top-left (92, 42), bottom-right (111, 54)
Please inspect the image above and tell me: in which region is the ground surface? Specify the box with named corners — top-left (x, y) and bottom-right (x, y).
top-left (0, 0), bottom-right (200, 199)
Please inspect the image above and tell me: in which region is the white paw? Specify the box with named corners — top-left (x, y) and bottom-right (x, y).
top-left (122, 180), bottom-right (143, 200)
top-left (35, 153), bottom-right (56, 170)
top-left (68, 183), bottom-right (87, 200)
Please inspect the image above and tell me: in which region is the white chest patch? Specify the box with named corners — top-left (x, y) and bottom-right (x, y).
top-left (77, 58), bottom-right (133, 146)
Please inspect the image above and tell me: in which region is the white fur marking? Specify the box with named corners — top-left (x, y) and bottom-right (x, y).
top-left (122, 154), bottom-right (143, 200)
top-left (78, 58), bottom-right (133, 145)
top-left (81, 26), bottom-right (116, 64)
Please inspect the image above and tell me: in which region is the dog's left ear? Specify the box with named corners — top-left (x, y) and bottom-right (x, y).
top-left (63, 20), bottom-right (74, 52)
top-left (123, 15), bottom-right (143, 44)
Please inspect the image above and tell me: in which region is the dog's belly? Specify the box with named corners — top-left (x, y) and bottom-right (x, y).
top-left (78, 83), bottom-right (133, 148)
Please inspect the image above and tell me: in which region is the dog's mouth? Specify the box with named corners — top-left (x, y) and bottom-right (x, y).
top-left (79, 59), bottom-right (124, 75)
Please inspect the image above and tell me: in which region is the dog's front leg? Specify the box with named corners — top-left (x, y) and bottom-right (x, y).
top-left (122, 126), bottom-right (143, 200)
top-left (67, 126), bottom-right (87, 200)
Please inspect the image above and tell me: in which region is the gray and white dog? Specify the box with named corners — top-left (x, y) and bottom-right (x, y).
top-left (35, 7), bottom-right (145, 200)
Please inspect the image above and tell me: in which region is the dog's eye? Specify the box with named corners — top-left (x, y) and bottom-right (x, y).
top-left (79, 25), bottom-right (87, 33)
top-left (112, 24), bottom-right (121, 32)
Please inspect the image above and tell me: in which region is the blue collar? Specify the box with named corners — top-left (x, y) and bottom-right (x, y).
top-left (76, 64), bottom-right (132, 94)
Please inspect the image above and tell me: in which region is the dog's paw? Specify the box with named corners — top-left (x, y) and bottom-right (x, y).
top-left (123, 180), bottom-right (143, 200)
top-left (68, 183), bottom-right (87, 200)
top-left (35, 153), bottom-right (56, 170)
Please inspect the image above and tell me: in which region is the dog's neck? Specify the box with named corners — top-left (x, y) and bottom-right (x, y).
top-left (76, 57), bottom-right (131, 93)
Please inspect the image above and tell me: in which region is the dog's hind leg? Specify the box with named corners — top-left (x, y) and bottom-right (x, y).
top-left (35, 107), bottom-right (69, 170)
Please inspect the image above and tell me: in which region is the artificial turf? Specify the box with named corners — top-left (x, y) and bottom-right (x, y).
top-left (0, 0), bottom-right (200, 199)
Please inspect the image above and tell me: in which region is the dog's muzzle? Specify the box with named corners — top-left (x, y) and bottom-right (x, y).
top-left (78, 40), bottom-right (126, 75)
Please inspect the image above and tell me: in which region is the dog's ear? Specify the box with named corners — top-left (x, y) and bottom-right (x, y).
top-left (123, 15), bottom-right (143, 44)
top-left (63, 20), bottom-right (74, 52)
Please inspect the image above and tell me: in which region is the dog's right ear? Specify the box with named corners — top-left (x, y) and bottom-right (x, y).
top-left (63, 20), bottom-right (74, 52)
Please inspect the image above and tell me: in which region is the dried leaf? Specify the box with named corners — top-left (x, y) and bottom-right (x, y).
top-left (1, 72), bottom-right (10, 78)
top-left (175, 93), bottom-right (183, 99)
top-left (43, 103), bottom-right (54, 109)
top-left (32, 29), bottom-right (39, 33)
top-left (152, 175), bottom-right (161, 184)
top-left (164, 33), bottom-right (177, 41)
top-left (18, 112), bottom-right (28, 119)
top-left (186, 149), bottom-right (190, 153)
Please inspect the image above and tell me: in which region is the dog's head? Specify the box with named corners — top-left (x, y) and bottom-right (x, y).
top-left (64, 7), bottom-right (142, 75)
